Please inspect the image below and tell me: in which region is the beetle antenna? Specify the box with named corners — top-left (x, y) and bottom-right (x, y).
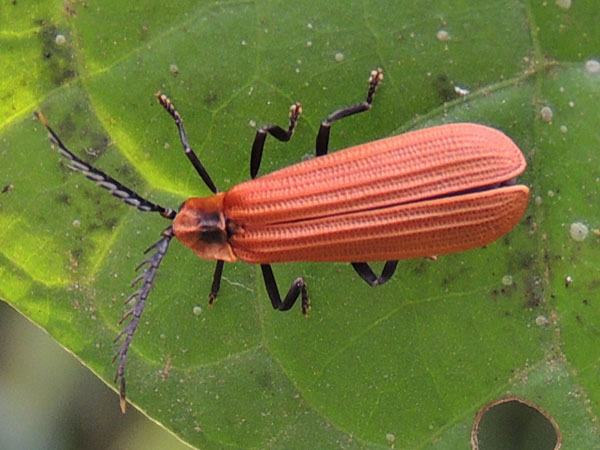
top-left (113, 226), bottom-right (174, 413)
top-left (37, 111), bottom-right (178, 411)
top-left (35, 111), bottom-right (176, 220)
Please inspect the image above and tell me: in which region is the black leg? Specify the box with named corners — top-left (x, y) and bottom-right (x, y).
top-left (250, 102), bottom-right (302, 178)
top-left (260, 264), bottom-right (310, 315)
top-left (36, 112), bottom-right (176, 220)
top-left (351, 260), bottom-right (398, 287)
top-left (315, 68), bottom-right (383, 157)
top-left (113, 226), bottom-right (174, 413)
top-left (208, 260), bottom-right (225, 305)
top-left (156, 93), bottom-right (219, 194)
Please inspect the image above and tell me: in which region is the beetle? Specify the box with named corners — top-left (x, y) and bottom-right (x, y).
top-left (36, 68), bottom-right (529, 412)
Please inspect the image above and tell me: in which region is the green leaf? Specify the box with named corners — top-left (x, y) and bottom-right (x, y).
top-left (2, 0), bottom-right (599, 448)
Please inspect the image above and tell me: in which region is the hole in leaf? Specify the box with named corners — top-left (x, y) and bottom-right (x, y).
top-left (471, 395), bottom-right (562, 450)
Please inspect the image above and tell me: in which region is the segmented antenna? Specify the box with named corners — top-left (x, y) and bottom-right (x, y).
top-left (113, 226), bottom-right (174, 413)
top-left (37, 111), bottom-right (178, 412)
top-left (35, 111), bottom-right (175, 220)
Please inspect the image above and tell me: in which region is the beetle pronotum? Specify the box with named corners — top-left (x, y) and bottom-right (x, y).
top-left (37, 69), bottom-right (529, 412)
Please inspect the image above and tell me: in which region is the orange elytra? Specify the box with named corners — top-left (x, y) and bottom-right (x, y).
top-left (37, 68), bottom-right (528, 412)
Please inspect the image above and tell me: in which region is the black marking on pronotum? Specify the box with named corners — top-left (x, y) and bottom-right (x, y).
top-left (36, 68), bottom-right (387, 412)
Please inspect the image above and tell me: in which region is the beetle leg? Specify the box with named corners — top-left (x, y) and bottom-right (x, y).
top-left (315, 68), bottom-right (384, 157)
top-left (250, 102), bottom-right (303, 178)
top-left (351, 260), bottom-right (398, 286)
top-left (260, 264), bottom-right (310, 315)
top-left (208, 260), bottom-right (225, 305)
top-left (113, 226), bottom-right (174, 413)
top-left (36, 111), bottom-right (176, 220)
top-left (156, 93), bottom-right (219, 194)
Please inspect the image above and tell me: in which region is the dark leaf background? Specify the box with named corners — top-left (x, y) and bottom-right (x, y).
top-left (1, 1), bottom-right (599, 448)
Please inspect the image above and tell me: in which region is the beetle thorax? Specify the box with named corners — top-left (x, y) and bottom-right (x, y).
top-left (173, 194), bottom-right (237, 262)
